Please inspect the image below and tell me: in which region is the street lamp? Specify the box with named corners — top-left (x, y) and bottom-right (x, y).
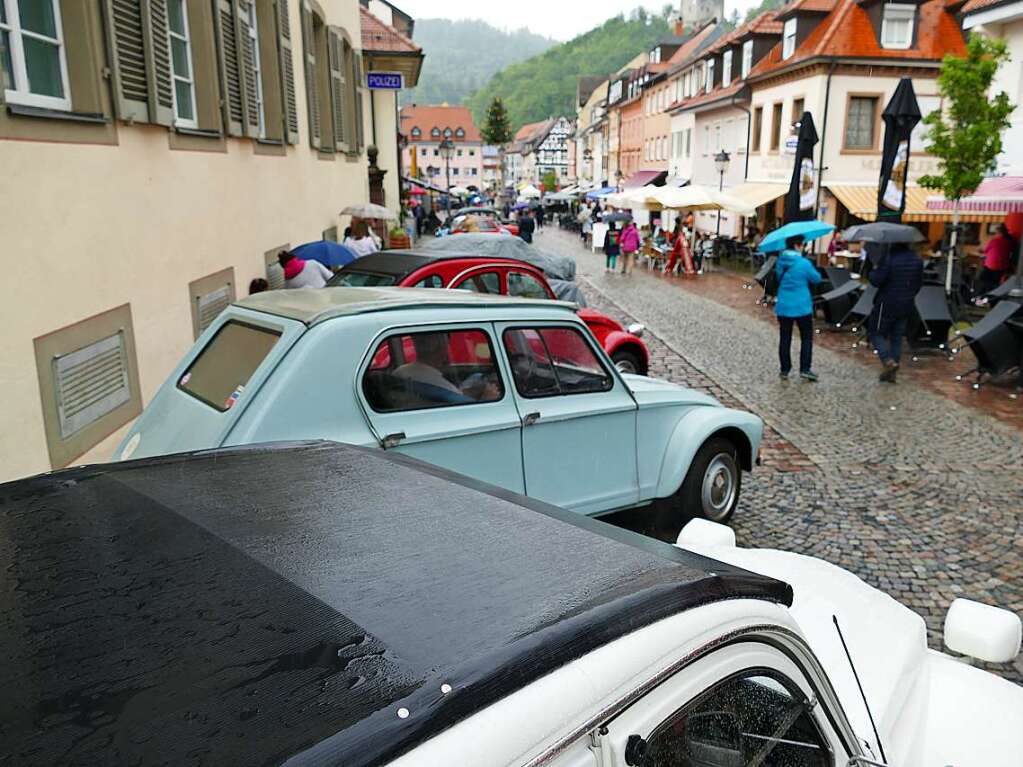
top-left (714, 149), bottom-right (731, 236)
top-left (439, 138), bottom-right (455, 219)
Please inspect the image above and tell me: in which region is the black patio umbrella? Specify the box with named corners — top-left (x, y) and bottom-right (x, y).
top-left (841, 222), bottom-right (925, 244)
top-left (877, 78), bottom-right (921, 223)
top-left (604, 211), bottom-right (634, 223)
top-left (783, 111), bottom-right (819, 223)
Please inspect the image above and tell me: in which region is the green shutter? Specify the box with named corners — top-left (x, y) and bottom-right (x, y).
top-left (214, 0), bottom-right (244, 136)
top-left (274, 0), bottom-right (298, 143)
top-left (299, 2), bottom-right (320, 150)
top-left (238, 1), bottom-right (260, 135)
top-left (103, 0), bottom-right (173, 125)
top-left (353, 51), bottom-right (364, 152)
top-left (327, 27), bottom-right (345, 152)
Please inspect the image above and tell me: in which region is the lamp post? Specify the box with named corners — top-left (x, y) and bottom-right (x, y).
top-left (439, 138), bottom-right (455, 219)
top-left (714, 149), bottom-right (731, 236)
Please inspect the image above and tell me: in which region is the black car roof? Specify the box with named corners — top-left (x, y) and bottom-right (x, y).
top-left (0, 442), bottom-right (792, 767)
top-left (328, 249), bottom-right (532, 283)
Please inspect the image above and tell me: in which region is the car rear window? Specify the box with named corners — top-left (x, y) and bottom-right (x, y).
top-left (177, 321), bottom-right (281, 411)
top-left (329, 271), bottom-right (397, 287)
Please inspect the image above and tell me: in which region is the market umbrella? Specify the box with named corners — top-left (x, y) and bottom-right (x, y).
top-left (758, 220), bottom-right (835, 253)
top-left (512, 202), bottom-right (531, 211)
top-left (604, 212), bottom-right (633, 223)
top-left (877, 78), bottom-right (921, 223)
top-left (783, 112), bottom-right (820, 223)
top-left (449, 186), bottom-right (471, 196)
top-left (407, 186), bottom-right (427, 196)
top-left (291, 240), bottom-right (358, 268)
top-left (340, 202), bottom-right (396, 220)
top-left (841, 222), bottom-right (924, 244)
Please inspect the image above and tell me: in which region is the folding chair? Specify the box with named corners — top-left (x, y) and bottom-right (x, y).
top-left (954, 300), bottom-right (1023, 387)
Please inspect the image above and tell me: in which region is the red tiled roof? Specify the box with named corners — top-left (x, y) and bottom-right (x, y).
top-left (961, 0), bottom-right (1014, 12)
top-left (514, 120), bottom-right (550, 142)
top-left (677, 80), bottom-right (747, 110)
top-left (400, 104), bottom-right (481, 142)
top-left (775, 0), bottom-right (839, 18)
top-left (745, 11), bottom-right (785, 35)
top-left (666, 23), bottom-right (722, 71)
top-left (359, 6), bottom-right (420, 54)
top-left (748, 0), bottom-right (966, 79)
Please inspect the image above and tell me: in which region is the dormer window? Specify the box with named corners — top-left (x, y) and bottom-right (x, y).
top-left (722, 50), bottom-right (733, 87)
top-left (881, 4), bottom-right (915, 49)
top-left (705, 60), bottom-right (714, 93)
top-left (782, 19), bottom-right (797, 59)
top-left (742, 40), bottom-right (753, 78)
top-left (411, 127), bottom-right (421, 138)
top-left (443, 128), bottom-right (453, 138)
top-left (431, 127), bottom-right (440, 137)
top-left (455, 127), bottom-right (465, 138)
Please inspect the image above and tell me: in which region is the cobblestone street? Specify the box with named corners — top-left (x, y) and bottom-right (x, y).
top-left (536, 228), bottom-right (1023, 682)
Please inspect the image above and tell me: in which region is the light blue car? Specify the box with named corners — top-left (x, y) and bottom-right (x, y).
top-left (116, 288), bottom-right (763, 524)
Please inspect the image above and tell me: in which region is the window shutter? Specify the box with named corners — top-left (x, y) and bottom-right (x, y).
top-left (104, 0), bottom-right (174, 125)
top-left (327, 27), bottom-right (345, 152)
top-left (215, 0), bottom-right (245, 136)
top-left (53, 332), bottom-right (132, 440)
top-left (274, 0), bottom-right (299, 143)
top-left (238, 1), bottom-right (260, 135)
top-left (300, 3), bottom-right (320, 149)
top-left (144, 0), bottom-right (175, 125)
top-left (353, 52), bottom-right (364, 152)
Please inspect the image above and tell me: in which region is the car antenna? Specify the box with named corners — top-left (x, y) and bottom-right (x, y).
top-left (833, 615), bottom-right (887, 765)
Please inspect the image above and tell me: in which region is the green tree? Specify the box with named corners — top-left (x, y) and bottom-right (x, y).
top-left (541, 169), bottom-right (558, 192)
top-left (918, 35), bottom-right (1014, 291)
top-left (482, 97), bottom-right (514, 189)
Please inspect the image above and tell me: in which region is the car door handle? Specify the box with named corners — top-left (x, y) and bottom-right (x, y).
top-left (522, 412), bottom-right (541, 427)
top-left (382, 432), bottom-right (405, 449)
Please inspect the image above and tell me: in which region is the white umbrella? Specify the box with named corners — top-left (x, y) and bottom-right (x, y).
top-left (448, 185), bottom-right (471, 196)
top-left (605, 187), bottom-right (662, 210)
top-left (652, 185), bottom-right (755, 215)
top-left (340, 202), bottom-right (397, 220)
top-left (519, 184), bottom-right (542, 199)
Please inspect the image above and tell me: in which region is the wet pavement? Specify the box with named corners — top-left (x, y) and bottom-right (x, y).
top-left (537, 227), bottom-right (1023, 683)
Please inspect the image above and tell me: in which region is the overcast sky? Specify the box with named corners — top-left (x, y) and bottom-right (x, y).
top-left (397, 1), bottom-right (760, 41)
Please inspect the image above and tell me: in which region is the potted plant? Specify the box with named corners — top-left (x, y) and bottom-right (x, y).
top-left (388, 225), bottom-right (410, 250)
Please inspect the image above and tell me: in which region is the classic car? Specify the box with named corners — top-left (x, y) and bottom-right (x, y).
top-left (6, 441), bottom-right (1020, 767)
top-left (116, 288), bottom-right (760, 523)
top-left (327, 250), bottom-right (650, 374)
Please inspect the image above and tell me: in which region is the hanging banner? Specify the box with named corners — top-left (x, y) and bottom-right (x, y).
top-left (877, 78), bottom-right (921, 222)
top-left (783, 112), bottom-right (819, 223)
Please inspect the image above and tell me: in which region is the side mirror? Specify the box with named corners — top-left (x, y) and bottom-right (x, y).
top-left (676, 518), bottom-right (736, 549)
top-left (944, 598), bottom-right (1022, 663)
top-left (627, 322), bottom-right (645, 338)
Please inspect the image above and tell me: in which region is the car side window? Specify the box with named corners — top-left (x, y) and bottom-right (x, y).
top-left (412, 274), bottom-right (444, 289)
top-left (363, 329), bottom-right (504, 412)
top-left (642, 671), bottom-right (832, 767)
top-left (454, 271), bottom-right (500, 294)
top-left (502, 327), bottom-right (612, 398)
top-left (507, 271), bottom-right (550, 299)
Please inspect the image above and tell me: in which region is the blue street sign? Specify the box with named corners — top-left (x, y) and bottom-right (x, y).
top-left (367, 72), bottom-right (403, 90)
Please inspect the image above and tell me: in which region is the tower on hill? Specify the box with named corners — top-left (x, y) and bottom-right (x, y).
top-left (673, 0), bottom-right (723, 33)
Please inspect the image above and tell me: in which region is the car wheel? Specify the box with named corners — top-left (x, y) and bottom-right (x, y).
top-left (679, 437), bottom-right (741, 524)
top-left (612, 349), bottom-right (643, 375)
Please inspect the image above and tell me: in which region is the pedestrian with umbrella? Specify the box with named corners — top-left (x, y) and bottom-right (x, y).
top-left (843, 223), bottom-right (925, 383)
top-left (760, 220), bottom-right (834, 381)
top-left (278, 249), bottom-right (333, 289)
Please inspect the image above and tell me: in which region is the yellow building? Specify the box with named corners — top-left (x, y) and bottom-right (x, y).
top-left (0, 0), bottom-right (420, 481)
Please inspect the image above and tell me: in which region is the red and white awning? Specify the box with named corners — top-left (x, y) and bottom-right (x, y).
top-left (925, 176), bottom-right (1023, 214)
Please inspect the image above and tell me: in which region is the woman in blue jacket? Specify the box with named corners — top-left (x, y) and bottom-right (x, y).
top-left (774, 235), bottom-right (822, 381)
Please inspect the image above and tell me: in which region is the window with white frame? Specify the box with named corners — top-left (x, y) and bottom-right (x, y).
top-left (0, 0), bottom-right (71, 110)
top-left (782, 18), bottom-right (797, 60)
top-left (703, 125), bottom-right (710, 154)
top-left (714, 122), bottom-right (721, 151)
top-left (246, 1), bottom-right (266, 138)
top-left (705, 59), bottom-right (714, 93)
top-left (168, 0), bottom-right (197, 127)
top-left (722, 50), bottom-right (732, 87)
top-left (881, 4), bottom-right (915, 49)
top-left (685, 128), bottom-right (691, 157)
top-left (742, 39), bottom-right (753, 78)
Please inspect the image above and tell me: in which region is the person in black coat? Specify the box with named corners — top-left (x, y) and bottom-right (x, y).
top-left (517, 210), bottom-right (535, 244)
top-left (868, 243), bottom-right (924, 383)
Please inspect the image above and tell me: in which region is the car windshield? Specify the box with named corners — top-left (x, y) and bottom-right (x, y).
top-left (328, 270), bottom-right (398, 288)
top-left (177, 321), bottom-right (281, 411)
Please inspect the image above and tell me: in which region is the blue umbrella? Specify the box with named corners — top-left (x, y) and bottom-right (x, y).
top-left (512, 202), bottom-right (531, 211)
top-left (291, 240), bottom-right (359, 267)
top-left (758, 220), bottom-right (835, 253)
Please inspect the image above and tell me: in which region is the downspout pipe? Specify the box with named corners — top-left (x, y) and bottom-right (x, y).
top-left (815, 58), bottom-right (838, 218)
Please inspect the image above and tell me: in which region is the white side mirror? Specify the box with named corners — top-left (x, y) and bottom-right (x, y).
top-left (944, 598), bottom-right (1022, 663)
top-left (676, 518), bottom-right (736, 549)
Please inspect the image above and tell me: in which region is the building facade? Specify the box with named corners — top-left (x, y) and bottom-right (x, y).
top-left (401, 104), bottom-right (484, 188)
top-left (575, 78), bottom-right (609, 187)
top-left (0, 0), bottom-right (420, 482)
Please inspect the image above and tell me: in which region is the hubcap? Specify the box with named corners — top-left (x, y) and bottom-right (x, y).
top-left (701, 453), bottom-right (738, 521)
top-left (615, 358), bottom-right (638, 374)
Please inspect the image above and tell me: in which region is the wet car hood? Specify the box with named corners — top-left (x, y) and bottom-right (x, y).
top-left (621, 373), bottom-right (721, 408)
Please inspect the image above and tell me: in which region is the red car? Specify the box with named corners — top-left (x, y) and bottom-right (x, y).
top-left (327, 251), bottom-right (649, 374)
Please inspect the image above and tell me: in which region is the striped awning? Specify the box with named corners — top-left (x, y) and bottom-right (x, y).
top-left (725, 182), bottom-right (788, 211)
top-left (925, 176), bottom-right (1023, 214)
top-left (827, 185), bottom-right (1006, 223)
